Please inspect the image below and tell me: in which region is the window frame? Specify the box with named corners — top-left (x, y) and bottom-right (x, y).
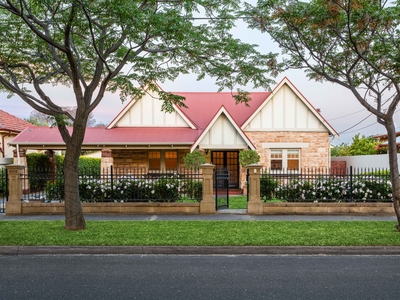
top-left (270, 149), bottom-right (300, 172)
top-left (148, 150), bottom-right (178, 172)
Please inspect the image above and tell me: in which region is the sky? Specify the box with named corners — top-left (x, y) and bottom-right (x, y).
top-left (1, 3), bottom-right (399, 145)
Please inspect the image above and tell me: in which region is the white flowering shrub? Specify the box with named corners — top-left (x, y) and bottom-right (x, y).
top-left (271, 175), bottom-right (392, 202)
top-left (75, 174), bottom-right (202, 202)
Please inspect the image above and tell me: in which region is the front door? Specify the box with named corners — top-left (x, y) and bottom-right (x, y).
top-left (212, 151), bottom-right (239, 188)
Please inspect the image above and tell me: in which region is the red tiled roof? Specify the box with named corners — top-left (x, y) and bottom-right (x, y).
top-left (9, 92), bottom-right (268, 148)
top-left (12, 126), bottom-right (201, 146)
top-left (174, 92), bottom-right (270, 129)
top-left (0, 110), bottom-right (33, 132)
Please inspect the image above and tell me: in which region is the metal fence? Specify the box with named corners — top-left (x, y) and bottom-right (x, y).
top-left (21, 166), bottom-right (203, 203)
top-left (0, 167), bottom-right (7, 213)
top-left (261, 167), bottom-right (392, 202)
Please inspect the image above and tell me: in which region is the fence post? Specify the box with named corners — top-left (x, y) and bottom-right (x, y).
top-left (200, 163), bottom-right (216, 214)
top-left (5, 165), bottom-right (25, 215)
top-left (247, 164), bottom-right (263, 214)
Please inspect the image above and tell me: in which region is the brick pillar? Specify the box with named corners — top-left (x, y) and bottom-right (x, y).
top-left (5, 164), bottom-right (25, 215)
top-left (247, 164), bottom-right (263, 214)
top-left (101, 149), bottom-right (113, 173)
top-left (200, 163), bottom-right (216, 214)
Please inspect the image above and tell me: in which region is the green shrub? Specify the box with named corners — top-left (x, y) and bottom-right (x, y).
top-left (239, 150), bottom-right (260, 167)
top-left (272, 176), bottom-right (392, 202)
top-left (184, 150), bottom-right (206, 170)
top-left (44, 179), bottom-right (64, 201)
top-left (78, 157), bottom-right (101, 174)
top-left (180, 179), bottom-right (203, 200)
top-left (26, 153), bottom-right (50, 192)
top-left (260, 176), bottom-right (279, 200)
top-left (55, 155), bottom-right (101, 174)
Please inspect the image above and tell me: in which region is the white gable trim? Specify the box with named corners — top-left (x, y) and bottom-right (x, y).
top-left (190, 106), bottom-right (255, 152)
top-left (241, 77), bottom-right (339, 137)
top-left (107, 83), bottom-right (196, 129)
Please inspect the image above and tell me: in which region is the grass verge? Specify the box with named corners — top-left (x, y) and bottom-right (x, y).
top-left (0, 221), bottom-right (399, 246)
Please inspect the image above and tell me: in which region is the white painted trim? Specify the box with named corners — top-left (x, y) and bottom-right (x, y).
top-left (245, 128), bottom-right (328, 132)
top-left (241, 77), bottom-right (339, 137)
top-left (107, 83), bottom-right (197, 129)
top-left (262, 142), bottom-right (309, 148)
top-left (190, 106), bottom-right (255, 152)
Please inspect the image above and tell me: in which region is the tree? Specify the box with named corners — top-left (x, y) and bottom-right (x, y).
top-left (245, 0), bottom-right (400, 230)
top-left (0, 1), bottom-right (275, 230)
top-left (238, 149), bottom-right (260, 167)
top-left (348, 134), bottom-right (379, 156)
top-left (331, 134), bottom-right (379, 156)
top-left (184, 150), bottom-right (206, 171)
top-left (331, 142), bottom-right (350, 157)
top-left (25, 107), bottom-right (96, 126)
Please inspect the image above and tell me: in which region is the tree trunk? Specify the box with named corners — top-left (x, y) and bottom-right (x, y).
top-left (385, 120), bottom-right (400, 231)
top-left (63, 123), bottom-right (86, 231)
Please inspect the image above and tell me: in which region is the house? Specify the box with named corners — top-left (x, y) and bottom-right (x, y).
top-left (0, 110), bottom-right (33, 164)
top-left (373, 132), bottom-right (400, 151)
top-left (9, 77), bottom-right (338, 189)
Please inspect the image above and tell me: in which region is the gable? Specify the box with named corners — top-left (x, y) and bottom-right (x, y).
top-left (108, 90), bottom-right (194, 128)
top-left (197, 114), bottom-right (248, 149)
top-left (242, 79), bottom-right (338, 136)
top-left (191, 107), bottom-right (254, 151)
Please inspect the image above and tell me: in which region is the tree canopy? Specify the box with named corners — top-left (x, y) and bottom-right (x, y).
top-left (0, 0), bottom-right (275, 230)
top-left (331, 134), bottom-right (380, 156)
top-left (245, 0), bottom-right (400, 229)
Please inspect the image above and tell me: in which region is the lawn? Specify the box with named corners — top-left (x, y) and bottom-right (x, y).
top-left (1, 220), bottom-right (399, 246)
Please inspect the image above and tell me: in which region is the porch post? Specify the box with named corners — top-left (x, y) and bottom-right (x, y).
top-left (247, 164), bottom-right (263, 214)
top-left (5, 164), bottom-right (25, 215)
top-left (200, 163), bottom-right (216, 214)
top-left (101, 149), bottom-right (113, 173)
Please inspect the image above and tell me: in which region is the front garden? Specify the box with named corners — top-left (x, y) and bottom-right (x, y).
top-left (261, 171), bottom-right (392, 202)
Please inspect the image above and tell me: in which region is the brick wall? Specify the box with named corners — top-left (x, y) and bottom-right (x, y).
top-left (245, 131), bottom-right (330, 170)
top-left (102, 149), bottom-right (189, 171)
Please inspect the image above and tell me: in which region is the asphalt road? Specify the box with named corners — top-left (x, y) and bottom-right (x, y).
top-left (1, 254), bottom-right (400, 300)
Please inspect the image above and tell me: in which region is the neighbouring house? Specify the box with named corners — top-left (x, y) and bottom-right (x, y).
top-left (373, 132), bottom-right (400, 151)
top-left (9, 77), bottom-right (338, 189)
top-left (0, 110), bottom-right (33, 165)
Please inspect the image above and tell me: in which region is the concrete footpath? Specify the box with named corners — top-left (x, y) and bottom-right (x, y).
top-left (1, 212), bottom-right (400, 256)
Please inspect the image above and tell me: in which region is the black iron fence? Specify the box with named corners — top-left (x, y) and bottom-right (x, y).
top-left (0, 167), bottom-right (7, 212)
top-left (261, 167), bottom-right (392, 202)
top-left (21, 167), bottom-right (202, 203)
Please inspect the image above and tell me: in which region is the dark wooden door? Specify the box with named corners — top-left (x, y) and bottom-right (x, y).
top-left (212, 151), bottom-right (239, 188)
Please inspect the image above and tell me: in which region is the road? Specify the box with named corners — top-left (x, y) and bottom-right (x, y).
top-left (1, 254), bottom-right (399, 300)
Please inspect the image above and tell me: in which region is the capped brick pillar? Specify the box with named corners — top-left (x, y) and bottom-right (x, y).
top-left (200, 163), bottom-right (216, 214)
top-left (5, 164), bottom-right (25, 215)
top-left (101, 149), bottom-right (113, 173)
top-left (247, 164), bottom-right (263, 214)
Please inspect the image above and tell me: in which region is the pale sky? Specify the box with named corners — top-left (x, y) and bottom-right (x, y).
top-left (1, 3), bottom-right (398, 145)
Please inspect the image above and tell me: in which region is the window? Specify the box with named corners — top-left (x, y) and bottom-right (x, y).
top-left (165, 151), bottom-right (178, 170)
top-left (149, 151), bottom-right (161, 171)
top-left (148, 151), bottom-right (178, 172)
top-left (270, 149), bottom-right (300, 171)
